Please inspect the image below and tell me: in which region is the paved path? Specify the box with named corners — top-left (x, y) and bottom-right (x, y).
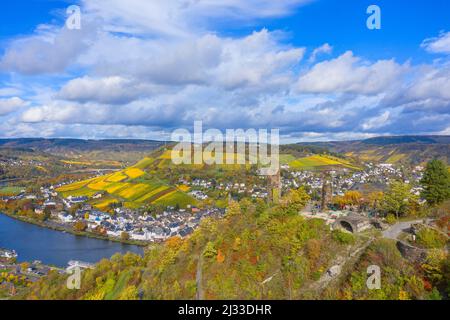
top-left (382, 219), bottom-right (430, 240)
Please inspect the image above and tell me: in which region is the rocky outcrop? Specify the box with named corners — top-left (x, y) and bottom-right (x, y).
top-left (396, 241), bottom-right (428, 263)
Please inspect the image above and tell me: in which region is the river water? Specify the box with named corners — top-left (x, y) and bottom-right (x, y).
top-left (0, 213), bottom-right (144, 267)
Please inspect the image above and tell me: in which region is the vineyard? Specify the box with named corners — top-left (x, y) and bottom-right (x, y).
top-left (56, 159), bottom-right (196, 210)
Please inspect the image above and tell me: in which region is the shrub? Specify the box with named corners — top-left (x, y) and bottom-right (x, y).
top-left (73, 221), bottom-right (87, 232)
top-left (121, 232), bottom-right (130, 241)
top-left (385, 214), bottom-right (397, 225)
top-left (416, 228), bottom-right (447, 249)
top-left (332, 230), bottom-right (355, 245)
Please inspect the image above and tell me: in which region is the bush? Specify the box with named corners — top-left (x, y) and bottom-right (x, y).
top-left (121, 232), bottom-right (130, 241)
top-left (73, 221), bottom-right (87, 232)
top-left (385, 214), bottom-right (397, 225)
top-left (332, 230), bottom-right (355, 245)
top-left (416, 228), bottom-right (447, 249)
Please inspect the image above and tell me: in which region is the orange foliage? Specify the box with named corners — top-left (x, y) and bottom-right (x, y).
top-left (166, 236), bottom-right (184, 250)
top-left (216, 249), bottom-right (225, 263)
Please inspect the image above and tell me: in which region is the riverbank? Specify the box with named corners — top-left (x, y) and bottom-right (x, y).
top-left (0, 211), bottom-right (149, 247)
top-left (0, 213), bottom-right (145, 267)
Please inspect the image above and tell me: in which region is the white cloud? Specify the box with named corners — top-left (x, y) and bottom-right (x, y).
top-left (1, 1), bottom-right (449, 141)
top-left (406, 66), bottom-right (450, 101)
top-left (296, 51), bottom-right (407, 95)
top-left (57, 76), bottom-right (163, 104)
top-left (309, 43), bottom-right (332, 62)
top-left (81, 0), bottom-right (312, 36)
top-left (0, 87), bottom-right (22, 97)
top-left (0, 97), bottom-right (27, 116)
top-left (76, 29), bottom-right (304, 90)
top-left (421, 31), bottom-right (450, 54)
top-left (361, 111), bottom-right (391, 130)
top-left (0, 23), bottom-right (96, 75)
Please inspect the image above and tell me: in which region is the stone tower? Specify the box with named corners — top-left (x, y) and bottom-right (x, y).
top-left (268, 170), bottom-right (281, 204)
top-left (320, 171), bottom-right (333, 211)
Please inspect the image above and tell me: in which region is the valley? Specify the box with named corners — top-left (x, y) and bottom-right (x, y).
top-left (0, 136), bottom-right (448, 300)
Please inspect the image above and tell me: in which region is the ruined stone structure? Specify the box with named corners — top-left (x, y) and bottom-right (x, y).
top-left (333, 214), bottom-right (372, 233)
top-left (320, 172), bottom-right (333, 212)
top-left (268, 170), bottom-right (281, 204)
top-left (396, 241), bottom-right (428, 263)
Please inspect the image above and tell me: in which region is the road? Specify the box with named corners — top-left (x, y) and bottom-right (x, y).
top-left (382, 219), bottom-right (430, 240)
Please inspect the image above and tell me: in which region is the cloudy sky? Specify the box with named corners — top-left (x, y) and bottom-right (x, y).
top-left (0, 0), bottom-right (449, 142)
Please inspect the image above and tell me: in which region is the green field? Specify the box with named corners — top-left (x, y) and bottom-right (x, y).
top-left (0, 186), bottom-right (23, 196)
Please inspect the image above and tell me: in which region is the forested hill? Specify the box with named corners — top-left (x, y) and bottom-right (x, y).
top-left (0, 138), bottom-right (166, 153)
top-left (21, 189), bottom-right (443, 300)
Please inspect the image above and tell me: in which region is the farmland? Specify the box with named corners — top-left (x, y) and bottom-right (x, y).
top-left (281, 154), bottom-right (360, 170)
top-left (0, 186), bottom-right (23, 196)
top-left (56, 161), bottom-right (196, 209)
top-left (55, 147), bottom-right (360, 210)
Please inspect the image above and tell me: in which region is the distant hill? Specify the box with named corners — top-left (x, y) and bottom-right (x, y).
top-left (300, 136), bottom-right (450, 165)
top-left (0, 138), bottom-right (168, 164)
top-left (1, 136), bottom-right (448, 166)
top-left (0, 138), bottom-right (166, 152)
top-left (361, 135), bottom-right (450, 145)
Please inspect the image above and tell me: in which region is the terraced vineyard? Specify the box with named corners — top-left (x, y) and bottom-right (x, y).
top-left (280, 154), bottom-right (360, 170)
top-left (56, 158), bottom-right (196, 210)
top-left (56, 148), bottom-right (360, 210)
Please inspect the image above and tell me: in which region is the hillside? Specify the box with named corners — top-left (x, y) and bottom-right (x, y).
top-left (0, 138), bottom-right (166, 165)
top-left (21, 191), bottom-right (344, 299)
top-left (57, 144), bottom-right (363, 210)
top-left (280, 154), bottom-right (360, 171)
top-left (57, 157), bottom-right (197, 210)
top-left (21, 192), bottom-right (446, 300)
top-left (301, 136), bottom-right (450, 165)
top-left (0, 138), bottom-right (166, 152)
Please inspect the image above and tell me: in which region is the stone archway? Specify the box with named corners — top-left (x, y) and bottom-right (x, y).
top-left (334, 214), bottom-right (371, 233)
top-left (339, 220), bottom-right (354, 233)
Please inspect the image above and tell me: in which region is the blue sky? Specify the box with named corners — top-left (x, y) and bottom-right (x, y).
top-left (0, 0), bottom-right (449, 141)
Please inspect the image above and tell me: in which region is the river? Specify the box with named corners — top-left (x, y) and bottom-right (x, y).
top-left (0, 213), bottom-right (144, 267)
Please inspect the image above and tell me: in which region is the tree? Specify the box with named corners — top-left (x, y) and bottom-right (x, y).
top-left (73, 221), bottom-right (87, 232)
top-left (367, 191), bottom-right (384, 211)
top-left (121, 232), bottom-right (130, 241)
top-left (226, 200), bottom-right (241, 217)
top-left (203, 241), bottom-right (217, 258)
top-left (276, 187), bottom-right (310, 217)
top-left (20, 262), bottom-right (30, 272)
top-left (381, 181), bottom-right (417, 220)
top-left (342, 191), bottom-right (363, 207)
top-left (420, 159), bottom-right (450, 206)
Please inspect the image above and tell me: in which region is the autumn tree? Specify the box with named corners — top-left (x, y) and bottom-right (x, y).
top-left (343, 191), bottom-right (363, 207)
top-left (381, 181), bottom-right (418, 220)
top-left (121, 232), bottom-right (130, 241)
top-left (333, 191), bottom-right (363, 209)
top-left (226, 200), bottom-right (241, 217)
top-left (367, 191), bottom-right (384, 211)
top-left (73, 221), bottom-right (87, 232)
top-left (420, 159), bottom-right (450, 206)
top-left (275, 187), bottom-right (310, 217)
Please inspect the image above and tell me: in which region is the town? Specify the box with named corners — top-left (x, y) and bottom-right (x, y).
top-left (0, 159), bottom-right (428, 245)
